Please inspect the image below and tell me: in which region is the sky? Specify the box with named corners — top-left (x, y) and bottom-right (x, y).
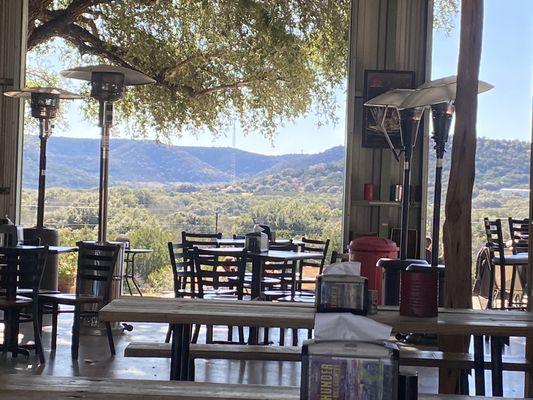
top-left (32, 0), bottom-right (533, 155)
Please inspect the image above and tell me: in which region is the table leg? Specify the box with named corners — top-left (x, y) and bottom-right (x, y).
top-left (473, 335), bottom-right (485, 395)
top-left (248, 255), bottom-right (262, 345)
top-left (181, 324), bottom-right (191, 380)
top-left (170, 324), bottom-right (183, 380)
top-left (490, 336), bottom-right (503, 396)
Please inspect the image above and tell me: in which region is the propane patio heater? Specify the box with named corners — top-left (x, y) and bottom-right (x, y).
top-left (364, 89), bottom-right (429, 306)
top-left (60, 66), bottom-right (155, 243)
top-left (400, 76), bottom-right (493, 266)
top-left (3, 87), bottom-right (82, 289)
top-left (364, 89), bottom-right (426, 261)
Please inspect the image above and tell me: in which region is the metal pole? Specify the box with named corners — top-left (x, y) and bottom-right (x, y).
top-left (97, 100), bottom-right (113, 243)
top-left (431, 159), bottom-right (443, 266)
top-left (36, 118), bottom-right (50, 229)
top-left (430, 102), bottom-right (453, 266)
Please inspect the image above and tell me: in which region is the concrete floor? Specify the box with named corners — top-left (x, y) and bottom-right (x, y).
top-left (0, 308), bottom-right (526, 397)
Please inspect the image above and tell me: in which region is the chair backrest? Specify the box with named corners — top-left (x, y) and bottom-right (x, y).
top-left (299, 237), bottom-right (330, 273)
top-left (0, 246), bottom-right (48, 301)
top-left (182, 231), bottom-right (221, 253)
top-left (483, 218), bottom-right (505, 260)
top-left (330, 250), bottom-right (350, 264)
top-left (75, 241), bottom-right (121, 304)
top-left (193, 248), bottom-right (246, 299)
top-left (263, 242), bottom-right (297, 281)
top-left (508, 217), bottom-right (529, 255)
top-left (168, 242), bottom-right (195, 297)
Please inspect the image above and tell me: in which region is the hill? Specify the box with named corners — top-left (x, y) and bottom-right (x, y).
top-left (22, 136), bottom-right (344, 189)
top-left (22, 135), bottom-right (530, 194)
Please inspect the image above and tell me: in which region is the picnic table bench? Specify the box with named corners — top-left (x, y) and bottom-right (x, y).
top-left (0, 375), bottom-right (527, 400)
top-left (100, 297), bottom-right (533, 395)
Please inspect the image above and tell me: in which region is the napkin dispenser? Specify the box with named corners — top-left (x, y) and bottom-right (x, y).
top-left (315, 274), bottom-right (369, 315)
top-left (0, 217), bottom-right (24, 247)
top-left (301, 340), bottom-right (399, 400)
top-left (245, 232), bottom-right (269, 253)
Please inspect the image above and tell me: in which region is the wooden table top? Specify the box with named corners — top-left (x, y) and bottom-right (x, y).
top-left (100, 297), bottom-right (533, 336)
top-left (0, 375), bottom-right (526, 399)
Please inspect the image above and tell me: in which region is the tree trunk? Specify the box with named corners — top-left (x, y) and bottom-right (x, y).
top-left (440, 0), bottom-right (483, 394)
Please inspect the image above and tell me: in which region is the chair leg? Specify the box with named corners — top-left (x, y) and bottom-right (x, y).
top-left (238, 326), bottom-right (245, 344)
top-left (192, 324), bottom-right (200, 344)
top-left (165, 324), bottom-right (173, 343)
top-left (280, 328), bottom-right (285, 346)
top-left (292, 328), bottom-right (298, 346)
top-left (105, 321), bottom-right (115, 356)
top-left (71, 305), bottom-right (80, 359)
top-left (51, 303), bottom-right (58, 350)
top-left (509, 266), bottom-right (517, 307)
top-left (263, 327), bottom-right (270, 345)
top-left (32, 307), bottom-right (45, 364)
top-left (206, 325), bottom-right (213, 344)
top-left (227, 325), bottom-right (233, 342)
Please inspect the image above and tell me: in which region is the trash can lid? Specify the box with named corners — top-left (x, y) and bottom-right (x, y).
top-left (349, 236), bottom-right (399, 252)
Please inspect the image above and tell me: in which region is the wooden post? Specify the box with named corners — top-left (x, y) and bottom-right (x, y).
top-left (526, 101), bottom-right (533, 397)
top-left (440, 0), bottom-right (483, 394)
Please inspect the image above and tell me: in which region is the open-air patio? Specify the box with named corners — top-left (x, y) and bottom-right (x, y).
top-left (1, 0), bottom-right (532, 399)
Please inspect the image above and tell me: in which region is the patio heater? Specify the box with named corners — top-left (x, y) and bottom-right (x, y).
top-left (3, 87), bottom-right (82, 290)
top-left (400, 76), bottom-right (493, 266)
top-left (364, 89), bottom-right (426, 261)
top-left (60, 66), bottom-right (155, 243)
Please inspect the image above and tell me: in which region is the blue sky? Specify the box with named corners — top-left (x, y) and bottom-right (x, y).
top-left (34, 0), bottom-right (533, 155)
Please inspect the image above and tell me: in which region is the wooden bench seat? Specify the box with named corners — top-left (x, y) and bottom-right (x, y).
top-left (124, 342), bottom-right (302, 362)
top-left (124, 341), bottom-right (532, 372)
top-left (0, 375), bottom-right (527, 400)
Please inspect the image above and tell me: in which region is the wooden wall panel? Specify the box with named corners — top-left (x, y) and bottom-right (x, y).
top-left (0, 0), bottom-right (27, 222)
top-left (343, 0), bottom-right (432, 253)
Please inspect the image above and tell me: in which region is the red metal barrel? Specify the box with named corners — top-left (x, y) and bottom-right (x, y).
top-left (348, 236), bottom-right (398, 304)
top-left (400, 265), bottom-right (439, 318)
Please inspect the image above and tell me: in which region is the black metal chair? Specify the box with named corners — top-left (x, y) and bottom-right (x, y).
top-left (193, 247), bottom-right (247, 344)
top-left (483, 218), bottom-right (527, 309)
top-left (40, 241), bottom-right (121, 359)
top-left (165, 242), bottom-right (198, 343)
top-left (294, 237), bottom-right (330, 293)
top-left (330, 250), bottom-right (350, 264)
top-left (0, 246), bottom-right (48, 363)
top-left (261, 242), bottom-right (298, 301)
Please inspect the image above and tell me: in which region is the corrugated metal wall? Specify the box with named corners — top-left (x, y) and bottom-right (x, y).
top-left (343, 0), bottom-right (432, 255)
top-left (0, 0), bottom-right (27, 222)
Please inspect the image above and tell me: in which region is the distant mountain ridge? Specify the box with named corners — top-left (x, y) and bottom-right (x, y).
top-left (22, 136), bottom-right (345, 189)
top-left (22, 136), bottom-right (530, 193)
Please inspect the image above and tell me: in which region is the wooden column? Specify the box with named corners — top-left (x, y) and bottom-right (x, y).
top-left (526, 101), bottom-right (533, 397)
top-left (0, 0), bottom-right (27, 222)
top-left (440, 0), bottom-right (483, 394)
top-left (343, 0), bottom-right (431, 253)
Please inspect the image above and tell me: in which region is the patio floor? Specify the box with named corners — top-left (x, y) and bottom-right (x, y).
top-left (0, 306), bottom-right (526, 397)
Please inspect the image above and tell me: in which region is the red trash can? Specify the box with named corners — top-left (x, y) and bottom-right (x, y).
top-left (348, 237), bottom-right (399, 304)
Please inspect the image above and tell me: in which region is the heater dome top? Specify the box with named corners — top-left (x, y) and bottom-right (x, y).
top-left (3, 87), bottom-right (82, 99)
top-left (61, 65), bottom-right (155, 86)
top-left (400, 75), bottom-right (493, 109)
top-left (364, 89), bottom-right (415, 109)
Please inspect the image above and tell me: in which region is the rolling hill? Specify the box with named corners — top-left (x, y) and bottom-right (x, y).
top-left (22, 135), bottom-right (530, 194)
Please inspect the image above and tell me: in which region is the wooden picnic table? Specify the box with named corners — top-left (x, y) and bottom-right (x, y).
top-left (100, 297), bottom-right (533, 388)
top-left (0, 375), bottom-right (527, 400)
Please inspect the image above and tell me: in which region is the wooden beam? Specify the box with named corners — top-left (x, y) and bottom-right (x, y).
top-left (441, 0), bottom-right (484, 394)
top-left (525, 98), bottom-right (533, 397)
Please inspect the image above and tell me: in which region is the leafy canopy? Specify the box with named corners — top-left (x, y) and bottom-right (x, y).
top-left (28, 0), bottom-right (350, 139)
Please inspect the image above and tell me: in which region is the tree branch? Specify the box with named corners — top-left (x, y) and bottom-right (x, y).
top-left (27, 0), bottom-right (114, 49)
